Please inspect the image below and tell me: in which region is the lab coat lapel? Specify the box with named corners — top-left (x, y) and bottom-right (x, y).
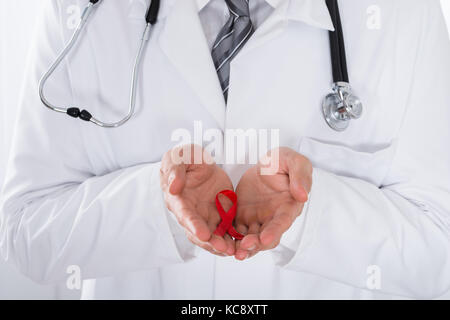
top-left (158, 0), bottom-right (226, 130)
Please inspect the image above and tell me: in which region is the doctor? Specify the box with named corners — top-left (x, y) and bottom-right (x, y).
top-left (1, 0), bottom-right (450, 300)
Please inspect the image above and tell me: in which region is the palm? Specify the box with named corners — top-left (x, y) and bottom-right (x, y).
top-left (234, 165), bottom-right (304, 260)
top-left (236, 167), bottom-right (302, 228)
top-left (172, 164), bottom-right (233, 234)
top-left (161, 145), bottom-right (238, 256)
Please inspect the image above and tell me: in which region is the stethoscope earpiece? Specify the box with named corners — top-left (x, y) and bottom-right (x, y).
top-left (322, 82), bottom-right (363, 132)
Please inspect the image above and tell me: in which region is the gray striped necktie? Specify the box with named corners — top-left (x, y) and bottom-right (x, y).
top-left (212, 0), bottom-right (254, 102)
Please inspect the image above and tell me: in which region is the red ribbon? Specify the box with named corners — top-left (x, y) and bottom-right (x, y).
top-left (214, 190), bottom-right (244, 240)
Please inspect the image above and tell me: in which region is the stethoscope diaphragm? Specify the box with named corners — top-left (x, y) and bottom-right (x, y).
top-left (322, 82), bottom-right (363, 131)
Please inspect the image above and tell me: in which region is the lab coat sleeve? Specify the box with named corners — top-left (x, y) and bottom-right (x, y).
top-left (0, 0), bottom-right (193, 284)
top-left (275, 1), bottom-right (450, 299)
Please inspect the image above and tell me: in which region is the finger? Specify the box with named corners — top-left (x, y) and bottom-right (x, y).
top-left (186, 232), bottom-right (227, 257)
top-left (180, 210), bottom-right (211, 243)
top-left (259, 210), bottom-right (294, 249)
top-left (240, 222), bottom-right (261, 251)
top-left (206, 205), bottom-right (222, 231)
top-left (168, 164), bottom-right (186, 195)
top-left (240, 234), bottom-right (260, 251)
top-left (208, 233), bottom-right (228, 254)
top-left (161, 146), bottom-right (193, 195)
top-left (235, 224), bottom-right (249, 261)
top-left (240, 223), bottom-right (261, 260)
top-left (224, 234), bottom-right (236, 256)
top-left (205, 206), bottom-right (229, 254)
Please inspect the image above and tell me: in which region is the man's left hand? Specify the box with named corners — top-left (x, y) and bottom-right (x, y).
top-left (233, 147), bottom-right (313, 260)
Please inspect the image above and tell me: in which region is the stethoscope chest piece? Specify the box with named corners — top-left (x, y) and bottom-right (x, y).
top-left (322, 82), bottom-right (363, 132)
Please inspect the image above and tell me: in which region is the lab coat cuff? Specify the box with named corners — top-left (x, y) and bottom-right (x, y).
top-left (149, 164), bottom-right (197, 264)
top-left (165, 207), bottom-right (198, 261)
top-left (272, 168), bottom-right (325, 267)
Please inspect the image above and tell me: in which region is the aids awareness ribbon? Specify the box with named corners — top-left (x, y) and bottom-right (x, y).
top-left (214, 190), bottom-right (245, 240)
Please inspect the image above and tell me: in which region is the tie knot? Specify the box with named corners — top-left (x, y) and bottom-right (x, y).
top-left (225, 0), bottom-right (250, 17)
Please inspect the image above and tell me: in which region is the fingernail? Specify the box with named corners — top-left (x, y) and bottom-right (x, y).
top-left (248, 245), bottom-right (256, 251)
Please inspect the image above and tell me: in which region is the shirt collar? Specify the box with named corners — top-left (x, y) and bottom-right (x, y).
top-left (195, 0), bottom-right (334, 31)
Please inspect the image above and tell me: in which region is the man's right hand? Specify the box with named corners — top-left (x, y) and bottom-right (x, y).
top-left (160, 144), bottom-right (236, 257)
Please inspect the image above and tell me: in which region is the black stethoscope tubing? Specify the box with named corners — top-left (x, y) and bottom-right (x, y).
top-left (326, 0), bottom-right (349, 83)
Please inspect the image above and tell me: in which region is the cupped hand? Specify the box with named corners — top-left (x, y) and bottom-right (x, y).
top-left (160, 144), bottom-right (236, 256)
top-left (234, 147), bottom-right (313, 260)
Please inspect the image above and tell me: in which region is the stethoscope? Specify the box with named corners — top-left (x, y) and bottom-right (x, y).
top-left (323, 0), bottom-right (363, 131)
top-left (39, 0), bottom-right (363, 131)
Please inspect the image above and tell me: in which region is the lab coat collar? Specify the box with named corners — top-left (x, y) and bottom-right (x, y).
top-left (285, 0), bottom-right (335, 31)
top-left (195, 0), bottom-right (335, 31)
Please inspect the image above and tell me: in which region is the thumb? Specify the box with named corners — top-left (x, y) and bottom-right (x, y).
top-left (288, 161), bottom-right (312, 203)
top-left (289, 177), bottom-right (308, 203)
top-left (168, 164), bottom-right (187, 195)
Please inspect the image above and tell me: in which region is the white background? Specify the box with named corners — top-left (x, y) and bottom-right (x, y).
top-left (1, 0), bottom-right (450, 300)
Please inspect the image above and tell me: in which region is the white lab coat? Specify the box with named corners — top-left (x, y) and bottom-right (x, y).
top-left (1, 0), bottom-right (450, 300)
